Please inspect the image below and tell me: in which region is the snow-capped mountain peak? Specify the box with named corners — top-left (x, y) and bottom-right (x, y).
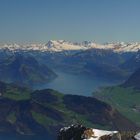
top-left (44, 40), bottom-right (89, 52)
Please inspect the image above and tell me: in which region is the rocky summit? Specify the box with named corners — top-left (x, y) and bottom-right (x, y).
top-left (58, 124), bottom-right (140, 140)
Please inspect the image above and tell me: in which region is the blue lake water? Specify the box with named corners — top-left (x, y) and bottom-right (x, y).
top-left (35, 71), bottom-right (121, 96)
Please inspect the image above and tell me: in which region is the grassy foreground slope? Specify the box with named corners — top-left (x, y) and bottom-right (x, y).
top-left (0, 81), bottom-right (138, 137)
top-left (93, 86), bottom-right (140, 126)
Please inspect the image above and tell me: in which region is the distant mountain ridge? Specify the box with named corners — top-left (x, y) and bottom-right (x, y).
top-left (0, 40), bottom-right (140, 53)
top-left (0, 54), bottom-right (57, 87)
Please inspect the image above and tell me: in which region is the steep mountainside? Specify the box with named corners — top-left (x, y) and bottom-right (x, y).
top-left (121, 50), bottom-right (140, 72)
top-left (123, 68), bottom-right (140, 89)
top-left (0, 54), bottom-right (57, 87)
top-left (0, 82), bottom-right (138, 138)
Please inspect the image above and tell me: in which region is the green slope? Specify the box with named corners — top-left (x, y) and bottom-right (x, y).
top-left (93, 86), bottom-right (140, 126)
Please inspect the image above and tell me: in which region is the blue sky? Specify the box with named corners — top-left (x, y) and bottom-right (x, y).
top-left (0, 0), bottom-right (140, 43)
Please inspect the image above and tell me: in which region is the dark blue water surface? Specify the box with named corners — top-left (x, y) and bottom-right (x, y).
top-left (35, 71), bottom-right (121, 96)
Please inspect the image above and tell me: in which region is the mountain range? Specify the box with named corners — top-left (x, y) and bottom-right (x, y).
top-left (0, 40), bottom-right (140, 87)
top-left (1, 40), bottom-right (140, 53)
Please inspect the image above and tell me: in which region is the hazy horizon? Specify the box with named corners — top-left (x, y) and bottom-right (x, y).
top-left (1, 40), bottom-right (140, 45)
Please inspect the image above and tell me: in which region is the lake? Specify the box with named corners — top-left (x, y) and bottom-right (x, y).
top-left (35, 71), bottom-right (121, 96)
